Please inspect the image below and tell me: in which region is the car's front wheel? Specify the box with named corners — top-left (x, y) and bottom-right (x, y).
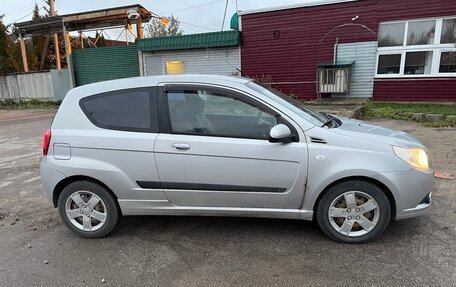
top-left (316, 180), bottom-right (391, 244)
top-left (58, 181), bottom-right (120, 238)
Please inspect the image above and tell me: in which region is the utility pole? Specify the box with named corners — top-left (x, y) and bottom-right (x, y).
top-left (221, 0), bottom-right (229, 31)
top-left (50, 0), bottom-right (61, 70)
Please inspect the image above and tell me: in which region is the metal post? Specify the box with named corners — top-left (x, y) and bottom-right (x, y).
top-left (63, 24), bottom-right (75, 88)
top-left (50, 0), bottom-right (61, 70)
top-left (125, 27), bottom-right (129, 46)
top-left (80, 32), bottom-right (84, 49)
top-left (19, 35), bottom-right (29, 72)
top-left (138, 51), bottom-right (144, 76)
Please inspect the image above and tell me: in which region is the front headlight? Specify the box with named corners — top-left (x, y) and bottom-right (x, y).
top-left (393, 146), bottom-right (429, 171)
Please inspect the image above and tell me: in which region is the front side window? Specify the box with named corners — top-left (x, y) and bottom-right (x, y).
top-left (246, 81), bottom-right (327, 126)
top-left (166, 89), bottom-right (277, 140)
top-left (407, 20), bottom-right (436, 45)
top-left (377, 54), bottom-right (402, 74)
top-left (440, 52), bottom-right (456, 73)
top-left (404, 51), bottom-right (433, 75)
top-left (440, 18), bottom-right (456, 44)
top-left (378, 22), bottom-right (405, 47)
top-left (80, 89), bottom-right (157, 132)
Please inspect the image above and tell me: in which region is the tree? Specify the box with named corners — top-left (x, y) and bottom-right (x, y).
top-left (43, 0), bottom-right (56, 17)
top-left (33, 4), bottom-right (42, 19)
top-left (0, 16), bottom-right (22, 74)
top-left (94, 31), bottom-right (107, 47)
top-left (0, 15), bottom-right (10, 74)
top-left (145, 15), bottom-right (183, 38)
top-left (31, 4), bottom-right (46, 70)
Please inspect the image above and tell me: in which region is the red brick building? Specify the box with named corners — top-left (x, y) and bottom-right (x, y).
top-left (238, 0), bottom-right (456, 101)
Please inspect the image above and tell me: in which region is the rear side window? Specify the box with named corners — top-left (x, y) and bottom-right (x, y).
top-left (80, 88), bottom-right (158, 132)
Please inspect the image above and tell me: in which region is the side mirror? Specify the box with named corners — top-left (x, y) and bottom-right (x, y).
top-left (269, 124), bottom-right (294, 143)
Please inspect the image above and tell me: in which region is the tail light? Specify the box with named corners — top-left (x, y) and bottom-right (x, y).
top-left (43, 130), bottom-right (52, 156)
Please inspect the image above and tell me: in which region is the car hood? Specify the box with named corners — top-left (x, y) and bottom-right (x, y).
top-left (331, 116), bottom-right (425, 148)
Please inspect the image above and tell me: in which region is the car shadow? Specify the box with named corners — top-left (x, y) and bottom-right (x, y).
top-left (112, 215), bottom-right (427, 245)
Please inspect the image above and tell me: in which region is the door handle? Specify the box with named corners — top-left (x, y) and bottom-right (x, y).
top-left (172, 143), bottom-right (191, 151)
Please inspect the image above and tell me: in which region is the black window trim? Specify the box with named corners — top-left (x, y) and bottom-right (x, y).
top-left (79, 87), bottom-right (159, 133)
top-left (158, 84), bottom-right (300, 142)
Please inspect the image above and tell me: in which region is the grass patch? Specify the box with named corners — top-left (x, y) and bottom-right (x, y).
top-left (422, 118), bottom-right (456, 128)
top-left (363, 101), bottom-right (456, 115)
top-left (363, 101), bottom-right (456, 127)
top-left (0, 99), bottom-right (60, 110)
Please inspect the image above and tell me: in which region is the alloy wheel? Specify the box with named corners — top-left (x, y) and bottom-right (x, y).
top-left (65, 190), bottom-right (107, 232)
top-left (328, 191), bottom-right (380, 237)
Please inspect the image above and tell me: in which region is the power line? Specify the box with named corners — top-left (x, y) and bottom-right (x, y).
top-left (6, 5), bottom-right (45, 25)
top-left (148, 11), bottom-right (219, 32)
top-left (158, 0), bottom-right (225, 15)
top-left (3, 1), bottom-right (45, 16)
top-left (3, 4), bottom-right (36, 16)
top-left (179, 20), bottom-right (218, 31)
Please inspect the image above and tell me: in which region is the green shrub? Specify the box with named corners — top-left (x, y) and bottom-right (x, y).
top-left (0, 99), bottom-right (60, 109)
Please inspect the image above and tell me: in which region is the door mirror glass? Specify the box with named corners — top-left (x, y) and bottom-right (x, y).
top-left (269, 124), bottom-right (294, 143)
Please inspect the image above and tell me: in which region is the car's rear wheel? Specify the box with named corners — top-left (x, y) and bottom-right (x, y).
top-left (316, 180), bottom-right (391, 244)
top-left (58, 181), bottom-right (120, 238)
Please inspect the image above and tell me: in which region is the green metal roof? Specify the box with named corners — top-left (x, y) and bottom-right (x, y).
top-left (318, 61), bottom-right (355, 68)
top-left (138, 30), bottom-right (240, 52)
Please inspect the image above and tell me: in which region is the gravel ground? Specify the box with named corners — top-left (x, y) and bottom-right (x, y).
top-left (0, 109), bottom-right (455, 287)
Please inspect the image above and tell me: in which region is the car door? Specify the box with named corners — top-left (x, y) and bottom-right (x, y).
top-left (153, 84), bottom-right (308, 209)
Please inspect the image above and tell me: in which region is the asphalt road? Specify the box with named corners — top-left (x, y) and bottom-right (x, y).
top-left (0, 109), bottom-right (455, 286)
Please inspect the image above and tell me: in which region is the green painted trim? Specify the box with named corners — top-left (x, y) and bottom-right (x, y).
top-left (230, 13), bottom-right (239, 30)
top-left (318, 61), bottom-right (355, 68)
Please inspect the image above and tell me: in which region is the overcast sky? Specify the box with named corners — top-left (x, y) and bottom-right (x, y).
top-left (2, 0), bottom-right (316, 34)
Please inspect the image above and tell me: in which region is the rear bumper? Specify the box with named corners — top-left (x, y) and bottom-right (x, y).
top-left (373, 169), bottom-right (434, 220)
top-left (40, 157), bottom-right (66, 205)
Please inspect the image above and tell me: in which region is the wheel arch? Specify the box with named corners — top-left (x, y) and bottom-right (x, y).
top-left (312, 176), bottom-right (397, 221)
top-left (52, 175), bottom-right (119, 209)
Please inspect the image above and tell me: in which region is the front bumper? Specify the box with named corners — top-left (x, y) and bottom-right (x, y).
top-left (397, 192), bottom-right (432, 219)
top-left (373, 169), bottom-right (434, 220)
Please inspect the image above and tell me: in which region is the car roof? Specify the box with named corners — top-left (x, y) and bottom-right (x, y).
top-left (67, 74), bottom-right (253, 99)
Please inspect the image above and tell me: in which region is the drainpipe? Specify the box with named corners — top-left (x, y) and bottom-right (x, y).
top-left (333, 37), bottom-right (339, 64)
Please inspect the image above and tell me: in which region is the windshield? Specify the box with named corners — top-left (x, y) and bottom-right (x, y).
top-left (246, 81), bottom-right (328, 126)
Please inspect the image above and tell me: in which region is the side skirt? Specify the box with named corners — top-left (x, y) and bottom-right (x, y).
top-left (118, 199), bottom-right (314, 221)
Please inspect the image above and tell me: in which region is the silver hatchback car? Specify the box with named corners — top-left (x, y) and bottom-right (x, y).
top-left (40, 75), bottom-right (434, 243)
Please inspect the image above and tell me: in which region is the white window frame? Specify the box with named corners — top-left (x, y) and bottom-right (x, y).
top-left (375, 16), bottom-right (456, 78)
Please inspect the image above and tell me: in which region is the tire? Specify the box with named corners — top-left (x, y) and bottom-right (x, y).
top-left (316, 180), bottom-right (391, 244)
top-left (58, 181), bottom-right (120, 238)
